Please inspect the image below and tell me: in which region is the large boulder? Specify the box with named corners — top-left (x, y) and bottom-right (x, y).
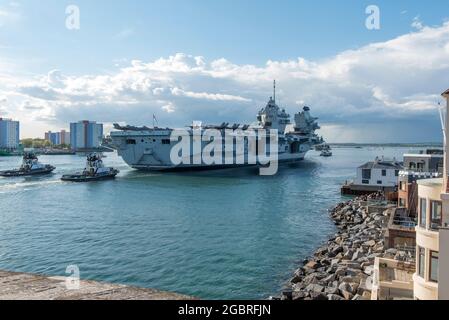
top-left (341, 290), bottom-right (354, 300)
top-left (363, 240), bottom-right (377, 247)
top-left (325, 286), bottom-right (339, 295)
top-left (328, 294), bottom-right (345, 300)
top-left (304, 260), bottom-right (321, 270)
top-left (351, 249), bottom-right (365, 261)
top-left (292, 291), bottom-right (307, 300)
top-left (305, 283), bottom-right (324, 293)
top-left (338, 282), bottom-right (352, 293)
top-left (363, 265), bottom-right (374, 276)
top-left (310, 292), bottom-right (328, 300)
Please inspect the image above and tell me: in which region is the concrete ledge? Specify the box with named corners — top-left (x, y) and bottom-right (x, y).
top-left (0, 270), bottom-right (195, 300)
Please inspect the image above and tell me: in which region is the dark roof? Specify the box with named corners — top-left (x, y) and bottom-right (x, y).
top-left (442, 88), bottom-right (449, 96)
top-left (359, 161), bottom-right (403, 170)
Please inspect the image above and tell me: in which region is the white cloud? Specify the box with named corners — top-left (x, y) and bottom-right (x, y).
top-left (2, 22), bottom-right (449, 142)
top-left (162, 102), bottom-right (175, 113)
top-left (170, 87), bottom-right (251, 102)
top-left (0, 3), bottom-right (21, 28)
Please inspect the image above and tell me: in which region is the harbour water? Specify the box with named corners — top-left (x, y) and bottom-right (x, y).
top-left (0, 147), bottom-right (417, 299)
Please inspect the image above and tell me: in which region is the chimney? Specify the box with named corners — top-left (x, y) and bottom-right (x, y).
top-left (442, 88), bottom-right (449, 193)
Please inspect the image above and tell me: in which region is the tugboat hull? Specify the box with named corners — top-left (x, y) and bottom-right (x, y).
top-left (0, 166), bottom-right (56, 177)
top-left (61, 170), bottom-right (119, 182)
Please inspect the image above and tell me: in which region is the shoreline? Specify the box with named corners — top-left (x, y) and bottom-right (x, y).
top-left (278, 193), bottom-right (401, 301)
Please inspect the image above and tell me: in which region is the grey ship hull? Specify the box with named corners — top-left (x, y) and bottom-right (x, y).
top-left (130, 157), bottom-right (305, 172)
top-left (111, 130), bottom-right (309, 172)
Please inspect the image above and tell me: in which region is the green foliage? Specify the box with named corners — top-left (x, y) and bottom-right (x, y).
top-left (20, 138), bottom-right (52, 148)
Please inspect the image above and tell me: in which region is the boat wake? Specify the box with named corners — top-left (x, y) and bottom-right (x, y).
top-left (0, 179), bottom-right (63, 194)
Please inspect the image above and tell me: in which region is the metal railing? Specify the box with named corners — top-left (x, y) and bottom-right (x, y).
top-left (395, 245), bottom-right (416, 260)
top-left (392, 217), bottom-right (417, 228)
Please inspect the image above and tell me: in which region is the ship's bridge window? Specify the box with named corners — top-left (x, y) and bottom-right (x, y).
top-left (162, 139), bottom-right (171, 145)
top-left (126, 139), bottom-right (136, 145)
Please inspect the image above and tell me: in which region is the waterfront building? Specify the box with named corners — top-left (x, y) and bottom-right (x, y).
top-left (45, 130), bottom-right (70, 146)
top-left (70, 121), bottom-right (103, 151)
top-left (355, 157), bottom-right (403, 188)
top-left (342, 157), bottom-right (403, 196)
top-left (0, 118), bottom-right (20, 150)
top-left (413, 88), bottom-right (449, 300)
top-left (398, 150), bottom-right (443, 217)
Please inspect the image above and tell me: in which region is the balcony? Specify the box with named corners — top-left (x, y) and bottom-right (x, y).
top-left (372, 257), bottom-right (415, 300)
top-left (391, 208), bottom-right (417, 228)
top-left (385, 208), bottom-right (416, 249)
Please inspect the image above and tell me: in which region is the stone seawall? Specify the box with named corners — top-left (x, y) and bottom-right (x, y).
top-left (279, 193), bottom-right (395, 301)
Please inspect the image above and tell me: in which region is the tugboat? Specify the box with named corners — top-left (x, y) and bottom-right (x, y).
top-left (320, 145), bottom-right (333, 157)
top-left (0, 152), bottom-right (55, 177)
top-left (61, 153), bottom-right (119, 182)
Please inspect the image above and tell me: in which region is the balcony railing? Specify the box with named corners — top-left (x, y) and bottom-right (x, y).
top-left (393, 218), bottom-right (417, 228)
top-left (391, 208), bottom-right (417, 229)
top-left (399, 170), bottom-right (441, 177)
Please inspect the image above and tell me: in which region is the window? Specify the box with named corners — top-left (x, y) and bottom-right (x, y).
top-left (430, 201), bottom-right (442, 230)
top-left (399, 198), bottom-right (406, 207)
top-left (420, 198), bottom-right (427, 228)
top-left (377, 181), bottom-right (382, 185)
top-left (362, 180), bottom-right (369, 185)
top-left (382, 170), bottom-right (387, 176)
top-left (161, 139), bottom-right (171, 145)
top-left (430, 251), bottom-right (439, 282)
top-left (126, 139), bottom-right (136, 145)
top-left (362, 169), bottom-right (371, 180)
top-left (418, 247), bottom-right (425, 278)
top-left (395, 170), bottom-right (399, 177)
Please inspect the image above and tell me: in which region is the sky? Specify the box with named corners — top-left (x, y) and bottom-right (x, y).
top-left (1, 0), bottom-right (449, 143)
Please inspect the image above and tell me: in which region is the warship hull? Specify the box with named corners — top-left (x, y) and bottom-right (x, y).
top-left (125, 152), bottom-right (307, 172)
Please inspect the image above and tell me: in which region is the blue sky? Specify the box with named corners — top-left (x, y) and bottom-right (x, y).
top-left (2, 0), bottom-right (447, 72)
top-left (1, 0), bottom-right (449, 142)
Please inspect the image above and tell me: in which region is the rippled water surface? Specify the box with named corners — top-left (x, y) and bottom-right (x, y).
top-left (0, 147), bottom-right (411, 299)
